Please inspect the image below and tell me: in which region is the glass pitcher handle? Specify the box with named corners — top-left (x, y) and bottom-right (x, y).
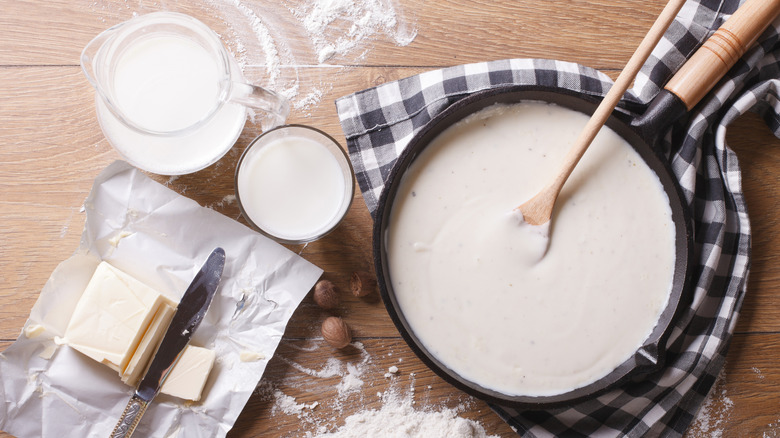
top-left (230, 82), bottom-right (290, 131)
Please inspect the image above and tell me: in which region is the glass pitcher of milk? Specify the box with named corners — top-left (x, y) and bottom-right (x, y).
top-left (81, 12), bottom-right (290, 175)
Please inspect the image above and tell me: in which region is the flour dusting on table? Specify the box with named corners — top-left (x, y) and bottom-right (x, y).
top-left (257, 340), bottom-right (496, 437)
top-left (752, 366), bottom-right (766, 380)
top-left (292, 0), bottom-right (417, 63)
top-left (88, 0), bottom-right (417, 116)
top-left (309, 387), bottom-right (498, 438)
top-left (688, 368), bottom-right (733, 437)
top-left (765, 418), bottom-right (780, 438)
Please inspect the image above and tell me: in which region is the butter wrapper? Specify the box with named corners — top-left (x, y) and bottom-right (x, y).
top-left (0, 161), bottom-right (323, 437)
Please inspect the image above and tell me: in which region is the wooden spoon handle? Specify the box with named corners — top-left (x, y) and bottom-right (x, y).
top-left (665, 0), bottom-right (780, 110)
top-left (518, 0), bottom-right (686, 225)
top-left (548, 0), bottom-right (687, 196)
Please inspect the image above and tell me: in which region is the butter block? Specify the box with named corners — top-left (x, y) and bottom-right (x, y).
top-left (121, 302), bottom-right (177, 387)
top-left (64, 261), bottom-right (169, 371)
top-left (160, 345), bottom-right (216, 401)
top-left (63, 261), bottom-right (215, 402)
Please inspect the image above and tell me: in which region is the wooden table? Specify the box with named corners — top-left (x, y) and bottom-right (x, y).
top-left (2, 1), bottom-right (778, 436)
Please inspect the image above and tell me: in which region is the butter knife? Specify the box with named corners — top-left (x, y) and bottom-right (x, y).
top-left (110, 247), bottom-right (226, 438)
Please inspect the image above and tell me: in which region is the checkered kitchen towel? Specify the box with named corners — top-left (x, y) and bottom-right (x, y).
top-left (335, 0), bottom-right (780, 436)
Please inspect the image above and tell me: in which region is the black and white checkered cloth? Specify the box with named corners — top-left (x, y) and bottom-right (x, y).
top-left (336, 0), bottom-right (779, 436)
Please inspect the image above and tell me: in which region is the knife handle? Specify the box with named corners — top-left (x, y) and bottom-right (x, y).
top-left (110, 394), bottom-right (149, 438)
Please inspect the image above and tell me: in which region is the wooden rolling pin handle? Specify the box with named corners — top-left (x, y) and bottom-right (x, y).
top-left (665, 0), bottom-right (780, 110)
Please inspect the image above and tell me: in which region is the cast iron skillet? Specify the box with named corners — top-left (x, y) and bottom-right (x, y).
top-left (372, 0), bottom-right (778, 409)
top-left (373, 86), bottom-right (693, 408)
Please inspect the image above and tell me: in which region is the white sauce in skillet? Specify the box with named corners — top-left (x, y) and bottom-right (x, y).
top-left (387, 102), bottom-right (676, 396)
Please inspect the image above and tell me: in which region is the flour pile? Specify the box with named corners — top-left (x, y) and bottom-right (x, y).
top-left (308, 389), bottom-right (499, 438)
top-left (255, 341), bottom-right (500, 438)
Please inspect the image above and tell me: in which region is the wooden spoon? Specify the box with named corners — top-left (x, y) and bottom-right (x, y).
top-left (515, 0), bottom-right (687, 226)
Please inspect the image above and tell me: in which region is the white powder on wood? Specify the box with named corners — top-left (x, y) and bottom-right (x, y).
top-left (206, 0), bottom-right (416, 112)
top-left (279, 342), bottom-right (371, 399)
top-left (256, 380), bottom-right (320, 418)
top-left (310, 389), bottom-right (498, 438)
top-left (89, 0), bottom-right (416, 115)
top-left (257, 340), bottom-right (498, 437)
top-left (283, 354), bottom-right (356, 379)
top-left (336, 363), bottom-right (365, 395)
top-left (689, 367), bottom-right (733, 438)
top-left (274, 389), bottom-right (320, 416)
top-left (764, 418), bottom-right (780, 438)
top-left (293, 0), bottom-right (417, 63)
top-left (294, 88), bottom-right (328, 113)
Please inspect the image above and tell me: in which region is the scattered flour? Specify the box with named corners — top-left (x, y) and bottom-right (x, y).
top-left (205, 0), bottom-right (304, 118)
top-left (256, 379), bottom-right (320, 417)
top-left (88, 0), bottom-right (416, 117)
top-left (202, 0), bottom-right (417, 113)
top-left (255, 340), bottom-right (497, 437)
top-left (207, 194), bottom-right (237, 210)
top-left (294, 87), bottom-right (329, 114)
top-left (336, 362), bottom-right (366, 395)
top-left (280, 342), bottom-right (371, 397)
top-left (765, 418), bottom-right (780, 438)
top-left (384, 365), bottom-right (399, 378)
top-left (275, 389), bottom-right (320, 416)
top-left (292, 0), bottom-right (417, 63)
top-left (222, 194), bottom-right (237, 205)
top-left (752, 366), bottom-right (766, 380)
top-left (692, 366), bottom-right (780, 436)
top-left (308, 388), bottom-right (498, 438)
top-left (223, 0), bottom-right (282, 83)
top-left (689, 367), bottom-right (733, 438)
top-left (285, 355), bottom-right (351, 378)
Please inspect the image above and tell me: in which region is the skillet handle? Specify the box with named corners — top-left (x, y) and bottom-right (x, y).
top-left (664, 0), bottom-right (780, 110)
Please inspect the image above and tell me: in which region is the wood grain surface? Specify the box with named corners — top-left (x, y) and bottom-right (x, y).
top-left (1, 0), bottom-right (779, 437)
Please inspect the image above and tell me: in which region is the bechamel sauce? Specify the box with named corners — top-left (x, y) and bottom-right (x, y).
top-left (387, 102), bottom-right (676, 397)
top-left (97, 35), bottom-right (246, 174)
top-left (237, 135), bottom-right (347, 241)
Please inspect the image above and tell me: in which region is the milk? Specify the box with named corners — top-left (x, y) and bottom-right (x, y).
top-left (236, 134), bottom-right (349, 242)
top-left (96, 34), bottom-right (246, 175)
top-left (114, 36), bottom-right (223, 132)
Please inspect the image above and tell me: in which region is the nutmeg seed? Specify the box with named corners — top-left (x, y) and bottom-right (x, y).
top-left (321, 316), bottom-right (352, 349)
top-left (350, 271), bottom-right (377, 297)
top-left (313, 280), bottom-right (339, 309)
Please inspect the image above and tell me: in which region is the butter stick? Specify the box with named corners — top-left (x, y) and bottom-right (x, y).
top-left (64, 262), bottom-right (170, 371)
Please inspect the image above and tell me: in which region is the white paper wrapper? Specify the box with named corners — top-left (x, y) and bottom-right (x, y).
top-left (0, 161), bottom-right (322, 437)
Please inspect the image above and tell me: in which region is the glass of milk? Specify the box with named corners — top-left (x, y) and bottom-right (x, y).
top-left (235, 125), bottom-right (355, 244)
top-left (81, 12), bottom-right (290, 175)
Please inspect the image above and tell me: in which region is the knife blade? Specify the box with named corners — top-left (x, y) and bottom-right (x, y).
top-left (109, 247), bottom-right (226, 438)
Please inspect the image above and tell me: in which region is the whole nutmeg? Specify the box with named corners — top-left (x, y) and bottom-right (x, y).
top-left (321, 316), bottom-right (352, 349)
top-left (313, 280), bottom-right (339, 309)
top-left (350, 271), bottom-right (377, 297)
